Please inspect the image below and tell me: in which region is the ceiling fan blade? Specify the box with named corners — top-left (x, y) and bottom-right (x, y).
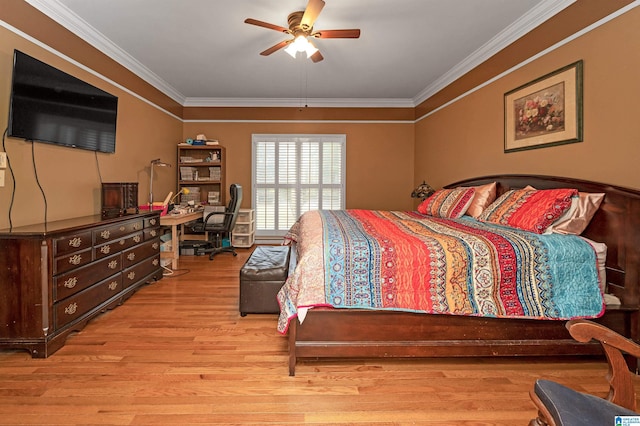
top-left (313, 29), bottom-right (361, 39)
top-left (310, 50), bottom-right (324, 63)
top-left (260, 40), bottom-right (291, 56)
top-left (300, 0), bottom-right (325, 30)
top-left (244, 18), bottom-right (289, 34)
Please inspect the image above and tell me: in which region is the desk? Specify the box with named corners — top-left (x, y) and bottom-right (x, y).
top-left (160, 211), bottom-right (202, 269)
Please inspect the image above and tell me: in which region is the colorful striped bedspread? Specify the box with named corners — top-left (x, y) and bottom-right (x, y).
top-left (276, 210), bottom-right (604, 334)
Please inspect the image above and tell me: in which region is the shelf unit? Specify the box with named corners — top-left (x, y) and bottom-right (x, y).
top-left (177, 145), bottom-right (226, 206)
top-left (232, 208), bottom-right (255, 248)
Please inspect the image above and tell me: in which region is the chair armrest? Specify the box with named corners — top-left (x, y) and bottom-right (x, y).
top-left (203, 211), bottom-right (233, 226)
top-left (567, 319), bottom-right (640, 410)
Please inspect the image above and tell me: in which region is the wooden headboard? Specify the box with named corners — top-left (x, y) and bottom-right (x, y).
top-left (446, 175), bottom-right (640, 306)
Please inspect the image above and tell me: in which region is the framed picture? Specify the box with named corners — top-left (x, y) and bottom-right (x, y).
top-left (504, 60), bottom-right (583, 153)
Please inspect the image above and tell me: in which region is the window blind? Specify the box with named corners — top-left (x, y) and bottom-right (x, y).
top-left (252, 134), bottom-right (346, 237)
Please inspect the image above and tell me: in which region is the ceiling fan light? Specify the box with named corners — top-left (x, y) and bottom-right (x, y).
top-left (285, 35), bottom-right (317, 58)
top-left (304, 40), bottom-right (319, 58)
top-left (284, 43), bottom-right (298, 58)
top-left (293, 35), bottom-right (309, 51)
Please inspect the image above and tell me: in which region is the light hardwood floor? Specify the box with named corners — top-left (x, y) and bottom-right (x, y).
top-left (0, 248), bottom-right (635, 425)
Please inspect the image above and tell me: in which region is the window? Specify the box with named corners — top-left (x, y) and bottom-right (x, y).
top-left (252, 134), bottom-right (346, 237)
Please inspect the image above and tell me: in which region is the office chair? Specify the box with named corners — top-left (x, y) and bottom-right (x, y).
top-left (191, 183), bottom-right (243, 260)
top-left (529, 319), bottom-right (640, 426)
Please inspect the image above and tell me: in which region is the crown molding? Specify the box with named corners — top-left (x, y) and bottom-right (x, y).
top-left (25, 0), bottom-right (186, 105)
top-left (183, 97), bottom-right (415, 108)
top-left (412, 0), bottom-right (576, 106)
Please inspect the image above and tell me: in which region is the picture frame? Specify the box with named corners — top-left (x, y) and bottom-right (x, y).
top-left (504, 60), bottom-right (583, 153)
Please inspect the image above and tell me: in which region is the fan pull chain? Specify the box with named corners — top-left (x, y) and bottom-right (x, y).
top-left (298, 58), bottom-right (309, 111)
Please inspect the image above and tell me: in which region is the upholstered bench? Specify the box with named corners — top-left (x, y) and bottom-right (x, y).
top-left (239, 245), bottom-right (291, 316)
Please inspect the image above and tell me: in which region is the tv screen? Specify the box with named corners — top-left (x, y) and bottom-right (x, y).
top-left (8, 50), bottom-right (118, 153)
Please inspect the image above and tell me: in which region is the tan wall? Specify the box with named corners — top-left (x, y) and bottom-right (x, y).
top-left (415, 7), bottom-right (640, 192)
top-left (182, 121), bottom-right (415, 211)
top-left (1, 3), bottom-right (637, 230)
top-left (0, 27), bottom-right (182, 229)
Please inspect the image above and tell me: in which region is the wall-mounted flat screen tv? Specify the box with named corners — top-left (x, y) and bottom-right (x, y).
top-left (8, 50), bottom-right (118, 153)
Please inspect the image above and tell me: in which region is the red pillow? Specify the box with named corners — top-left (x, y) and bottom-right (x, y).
top-left (478, 188), bottom-right (577, 234)
top-left (418, 187), bottom-right (476, 218)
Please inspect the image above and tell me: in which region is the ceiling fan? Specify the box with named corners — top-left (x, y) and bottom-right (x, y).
top-left (244, 0), bottom-right (361, 63)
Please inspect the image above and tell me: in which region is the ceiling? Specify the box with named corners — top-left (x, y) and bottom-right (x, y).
top-left (27, 0), bottom-right (573, 107)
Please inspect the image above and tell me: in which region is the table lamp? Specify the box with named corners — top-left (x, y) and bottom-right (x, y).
top-left (411, 180), bottom-right (435, 200)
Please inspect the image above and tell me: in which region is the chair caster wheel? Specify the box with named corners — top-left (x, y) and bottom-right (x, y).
top-left (233, 252), bottom-right (238, 256)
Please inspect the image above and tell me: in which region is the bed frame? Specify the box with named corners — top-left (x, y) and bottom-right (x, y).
top-left (286, 175), bottom-right (640, 375)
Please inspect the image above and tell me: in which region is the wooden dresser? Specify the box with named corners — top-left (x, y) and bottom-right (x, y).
top-left (0, 212), bottom-right (163, 357)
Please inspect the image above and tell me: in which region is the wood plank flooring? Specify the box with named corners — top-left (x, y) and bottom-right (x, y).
top-left (0, 248), bottom-right (636, 425)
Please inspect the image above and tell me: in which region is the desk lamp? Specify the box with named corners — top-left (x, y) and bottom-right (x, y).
top-left (149, 158), bottom-right (171, 208)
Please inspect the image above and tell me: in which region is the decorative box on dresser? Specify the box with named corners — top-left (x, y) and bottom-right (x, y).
top-left (0, 211), bottom-right (163, 358)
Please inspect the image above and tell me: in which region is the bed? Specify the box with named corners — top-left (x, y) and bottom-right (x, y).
top-left (278, 175), bottom-right (640, 376)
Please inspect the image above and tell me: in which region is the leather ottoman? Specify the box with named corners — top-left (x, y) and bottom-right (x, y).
top-left (239, 245), bottom-right (291, 316)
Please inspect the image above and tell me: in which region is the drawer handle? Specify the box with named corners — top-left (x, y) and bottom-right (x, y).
top-left (100, 245), bottom-right (111, 254)
top-left (108, 281), bottom-right (119, 291)
top-left (68, 237), bottom-right (82, 248)
top-left (133, 235), bottom-right (141, 243)
top-left (134, 223), bottom-right (142, 230)
top-left (127, 271), bottom-right (136, 280)
top-left (150, 218), bottom-right (157, 225)
top-left (150, 230), bottom-right (157, 237)
top-left (152, 243), bottom-right (159, 250)
top-left (108, 260), bottom-right (118, 269)
top-left (152, 258), bottom-right (159, 266)
top-left (127, 253), bottom-right (136, 261)
top-left (119, 226), bottom-right (126, 232)
top-left (64, 302), bottom-right (78, 315)
top-left (69, 254), bottom-right (82, 265)
top-left (119, 240), bottom-right (125, 246)
top-left (64, 277), bottom-right (78, 289)
top-left (100, 230), bottom-right (110, 239)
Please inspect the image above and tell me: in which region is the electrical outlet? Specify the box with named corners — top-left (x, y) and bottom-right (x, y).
top-left (0, 170), bottom-right (5, 187)
top-left (0, 152), bottom-right (6, 169)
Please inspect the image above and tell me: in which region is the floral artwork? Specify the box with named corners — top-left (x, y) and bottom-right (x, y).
top-left (514, 82), bottom-right (564, 140)
top-left (504, 61), bottom-right (582, 153)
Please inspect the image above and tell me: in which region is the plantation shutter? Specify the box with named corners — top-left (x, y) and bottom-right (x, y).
top-left (252, 134), bottom-right (346, 237)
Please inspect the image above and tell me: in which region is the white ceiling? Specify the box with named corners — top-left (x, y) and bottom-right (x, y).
top-left (27, 0), bottom-right (574, 107)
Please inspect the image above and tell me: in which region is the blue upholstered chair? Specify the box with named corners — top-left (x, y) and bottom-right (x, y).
top-left (529, 319), bottom-right (640, 426)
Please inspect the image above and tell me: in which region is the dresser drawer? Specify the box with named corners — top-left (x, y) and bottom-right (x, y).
top-left (94, 219), bottom-right (144, 243)
top-left (122, 254), bottom-right (160, 288)
top-left (94, 231), bottom-right (143, 260)
top-left (54, 273), bottom-right (123, 329)
top-left (54, 247), bottom-right (93, 275)
top-left (144, 227), bottom-right (160, 240)
top-left (54, 253), bottom-right (122, 301)
top-left (122, 238), bottom-right (160, 268)
top-left (53, 230), bottom-right (93, 257)
top-left (145, 216), bottom-right (159, 228)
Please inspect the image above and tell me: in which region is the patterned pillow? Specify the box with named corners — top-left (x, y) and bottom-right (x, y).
top-left (418, 187), bottom-right (476, 218)
top-left (478, 188), bottom-right (577, 234)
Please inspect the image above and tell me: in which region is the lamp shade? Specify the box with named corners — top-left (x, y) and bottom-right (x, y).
top-left (411, 181), bottom-right (435, 200)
